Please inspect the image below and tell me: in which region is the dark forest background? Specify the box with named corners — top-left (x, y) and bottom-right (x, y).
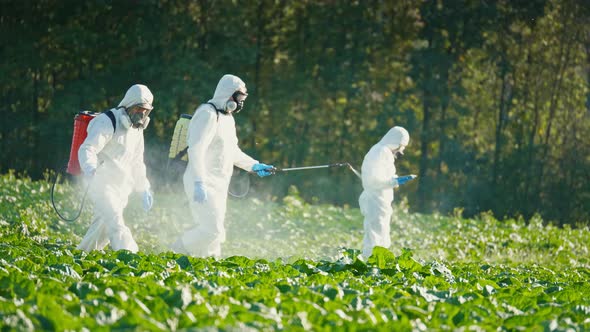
top-left (1, 0), bottom-right (589, 225)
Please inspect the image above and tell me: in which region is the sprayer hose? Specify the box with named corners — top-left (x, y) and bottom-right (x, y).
top-left (50, 168), bottom-right (90, 222)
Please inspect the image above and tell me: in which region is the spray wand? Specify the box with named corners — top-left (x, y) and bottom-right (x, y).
top-left (256, 162), bottom-right (362, 179)
top-left (263, 162), bottom-right (417, 186)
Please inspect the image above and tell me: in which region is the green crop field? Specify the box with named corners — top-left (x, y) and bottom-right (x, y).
top-left (1, 172), bottom-right (589, 331)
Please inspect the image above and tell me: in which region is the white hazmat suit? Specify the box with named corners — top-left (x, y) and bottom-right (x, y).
top-left (359, 126), bottom-right (410, 257)
top-left (176, 74), bottom-right (260, 257)
top-left (77, 84), bottom-right (153, 253)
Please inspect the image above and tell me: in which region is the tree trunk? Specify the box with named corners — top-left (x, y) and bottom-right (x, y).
top-left (417, 90), bottom-right (432, 212)
top-left (542, 32), bottom-right (574, 149)
top-left (539, 11), bottom-right (576, 183)
top-left (524, 95), bottom-right (540, 217)
top-left (198, 0), bottom-right (209, 53)
top-left (252, 0), bottom-right (265, 149)
top-left (492, 56), bottom-right (508, 187)
top-left (436, 92), bottom-right (449, 177)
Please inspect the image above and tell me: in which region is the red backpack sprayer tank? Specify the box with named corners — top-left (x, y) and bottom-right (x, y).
top-left (51, 110), bottom-right (116, 221)
top-left (66, 111), bottom-right (101, 175)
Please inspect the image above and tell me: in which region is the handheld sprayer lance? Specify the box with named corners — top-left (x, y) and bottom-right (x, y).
top-left (262, 162), bottom-right (362, 179)
top-left (263, 162), bottom-right (417, 186)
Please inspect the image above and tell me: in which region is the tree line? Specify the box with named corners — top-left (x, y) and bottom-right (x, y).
top-left (1, 0), bottom-right (588, 224)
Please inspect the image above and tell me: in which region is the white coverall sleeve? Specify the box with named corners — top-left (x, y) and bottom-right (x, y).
top-left (233, 136), bottom-right (258, 172)
top-left (187, 108), bottom-right (218, 182)
top-left (78, 115), bottom-right (114, 176)
top-left (132, 134), bottom-right (150, 192)
top-left (362, 149), bottom-right (396, 191)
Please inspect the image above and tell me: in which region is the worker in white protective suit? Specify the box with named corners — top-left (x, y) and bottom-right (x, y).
top-left (359, 126), bottom-right (412, 258)
top-left (77, 84), bottom-right (155, 253)
top-left (171, 74), bottom-right (274, 257)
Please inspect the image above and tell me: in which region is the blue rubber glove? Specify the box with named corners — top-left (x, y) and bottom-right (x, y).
top-left (142, 190), bottom-right (153, 212)
top-left (394, 175), bottom-right (417, 187)
top-left (193, 181), bottom-right (208, 203)
top-left (252, 163), bottom-right (274, 177)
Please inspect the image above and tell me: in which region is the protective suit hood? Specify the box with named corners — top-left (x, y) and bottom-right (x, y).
top-left (118, 84), bottom-right (154, 110)
top-left (207, 74), bottom-right (247, 110)
top-left (379, 126), bottom-right (409, 151)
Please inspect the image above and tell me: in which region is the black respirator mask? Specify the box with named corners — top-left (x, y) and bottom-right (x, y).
top-left (225, 91), bottom-right (247, 113)
top-left (126, 105), bottom-right (152, 129)
top-left (393, 145), bottom-right (406, 159)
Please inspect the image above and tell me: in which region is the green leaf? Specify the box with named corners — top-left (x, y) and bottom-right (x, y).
top-left (367, 247), bottom-right (397, 269)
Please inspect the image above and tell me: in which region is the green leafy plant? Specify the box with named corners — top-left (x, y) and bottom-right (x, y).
top-left (1, 174), bottom-right (589, 330)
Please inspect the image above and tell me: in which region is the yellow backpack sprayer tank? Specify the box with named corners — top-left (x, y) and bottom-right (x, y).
top-left (168, 114), bottom-right (192, 165)
top-left (165, 113), bottom-right (201, 184)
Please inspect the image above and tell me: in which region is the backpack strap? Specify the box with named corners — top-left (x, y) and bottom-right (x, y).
top-left (104, 110), bottom-right (117, 133)
top-left (173, 147), bottom-right (189, 162)
top-left (207, 102), bottom-right (223, 119)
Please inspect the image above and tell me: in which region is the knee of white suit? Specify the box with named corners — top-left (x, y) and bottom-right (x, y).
top-left (106, 222), bottom-right (138, 252)
top-left (187, 200), bottom-right (227, 237)
top-left (179, 225), bottom-right (225, 257)
top-left (77, 219), bottom-right (109, 252)
top-left (182, 226), bottom-right (222, 244)
top-left (364, 218), bottom-right (391, 234)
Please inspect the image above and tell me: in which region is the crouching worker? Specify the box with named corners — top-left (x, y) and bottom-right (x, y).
top-left (170, 74), bottom-right (274, 257)
top-left (359, 126), bottom-right (415, 258)
top-left (77, 84), bottom-right (155, 253)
